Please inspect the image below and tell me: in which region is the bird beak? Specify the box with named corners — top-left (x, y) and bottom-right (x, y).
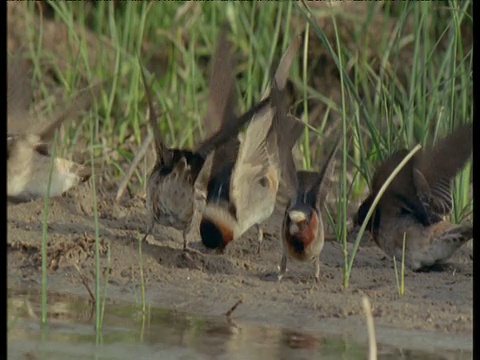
top-left (288, 210), bottom-right (307, 223)
top-left (194, 189), bottom-right (207, 211)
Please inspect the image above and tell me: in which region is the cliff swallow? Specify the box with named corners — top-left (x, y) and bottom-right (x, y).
top-left (7, 54), bottom-right (97, 202)
top-left (352, 124), bottom-right (473, 270)
top-left (278, 134), bottom-right (342, 281)
top-left (141, 32), bottom-right (270, 251)
top-left (200, 36), bottom-right (305, 254)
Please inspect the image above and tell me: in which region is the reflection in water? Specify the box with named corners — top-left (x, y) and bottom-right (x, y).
top-left (8, 289), bottom-right (471, 360)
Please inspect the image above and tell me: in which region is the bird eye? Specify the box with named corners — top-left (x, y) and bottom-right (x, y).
top-left (259, 176), bottom-right (269, 187)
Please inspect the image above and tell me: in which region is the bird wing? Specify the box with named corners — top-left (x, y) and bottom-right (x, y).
top-left (7, 53), bottom-right (34, 134)
top-left (312, 132), bottom-right (343, 209)
top-left (195, 30), bottom-right (238, 182)
top-left (414, 123), bottom-right (472, 215)
top-left (229, 104), bottom-right (275, 219)
top-left (266, 36), bottom-right (303, 207)
top-left (202, 28), bottom-right (236, 137)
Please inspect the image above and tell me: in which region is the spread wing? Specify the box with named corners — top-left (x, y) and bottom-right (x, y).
top-left (202, 29), bottom-right (236, 137)
top-left (229, 104), bottom-right (275, 217)
top-left (231, 105), bottom-right (274, 187)
top-left (8, 52), bottom-right (101, 149)
top-left (274, 114), bottom-right (305, 207)
top-left (35, 83), bottom-right (101, 142)
top-left (266, 36), bottom-right (303, 206)
top-left (312, 133), bottom-right (343, 208)
top-left (7, 53), bottom-right (34, 134)
top-left (368, 149), bottom-right (429, 222)
top-left (272, 35), bottom-right (301, 93)
top-left (139, 60), bottom-right (166, 164)
top-left (229, 34), bottom-right (302, 222)
top-left (195, 30), bottom-right (238, 181)
top-left (414, 123), bottom-right (472, 215)
top-left (371, 149), bottom-right (411, 196)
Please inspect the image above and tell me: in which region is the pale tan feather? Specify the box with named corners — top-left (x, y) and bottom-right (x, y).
top-left (231, 105), bottom-right (274, 189)
top-left (7, 137), bottom-right (91, 201)
top-left (229, 105), bottom-right (275, 220)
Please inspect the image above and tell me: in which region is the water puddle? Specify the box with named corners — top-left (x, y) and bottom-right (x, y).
top-left (8, 289), bottom-right (471, 360)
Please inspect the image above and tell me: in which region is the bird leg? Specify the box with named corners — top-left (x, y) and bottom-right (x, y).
top-left (313, 257), bottom-right (320, 283)
top-left (182, 222), bottom-right (204, 257)
top-left (142, 216), bottom-right (154, 242)
top-left (182, 227), bottom-right (190, 251)
top-left (278, 253), bottom-right (287, 281)
top-left (256, 224), bottom-right (263, 254)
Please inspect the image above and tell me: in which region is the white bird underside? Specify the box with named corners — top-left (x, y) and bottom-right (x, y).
top-left (7, 137), bottom-right (90, 202)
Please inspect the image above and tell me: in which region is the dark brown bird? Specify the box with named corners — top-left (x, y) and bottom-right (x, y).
top-left (278, 134), bottom-right (342, 281)
top-left (141, 32), bottom-right (270, 252)
top-left (352, 124), bottom-right (473, 271)
top-left (7, 53), bottom-right (97, 202)
top-left (199, 36), bottom-right (304, 254)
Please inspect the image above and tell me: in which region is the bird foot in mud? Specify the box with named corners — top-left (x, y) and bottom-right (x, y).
top-left (259, 272), bottom-right (283, 282)
top-left (182, 246), bottom-right (204, 257)
top-left (180, 249), bottom-right (203, 270)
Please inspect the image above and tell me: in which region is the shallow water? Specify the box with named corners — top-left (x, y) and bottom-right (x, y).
top-left (8, 289), bottom-right (471, 360)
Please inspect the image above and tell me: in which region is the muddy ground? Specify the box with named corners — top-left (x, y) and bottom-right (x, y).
top-left (7, 182), bottom-right (473, 352)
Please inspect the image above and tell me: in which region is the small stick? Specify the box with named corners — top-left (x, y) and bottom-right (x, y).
top-left (115, 131), bottom-right (153, 203)
top-left (74, 263), bottom-right (95, 304)
top-left (362, 296), bottom-right (377, 360)
top-left (324, 234), bottom-right (338, 242)
top-left (24, 297), bottom-right (39, 320)
top-left (225, 299), bottom-right (243, 318)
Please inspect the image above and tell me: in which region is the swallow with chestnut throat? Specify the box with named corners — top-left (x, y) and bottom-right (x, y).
top-left (278, 134), bottom-right (342, 282)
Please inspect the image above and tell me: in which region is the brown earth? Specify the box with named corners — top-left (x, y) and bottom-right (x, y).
top-left (7, 182), bottom-right (473, 353)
